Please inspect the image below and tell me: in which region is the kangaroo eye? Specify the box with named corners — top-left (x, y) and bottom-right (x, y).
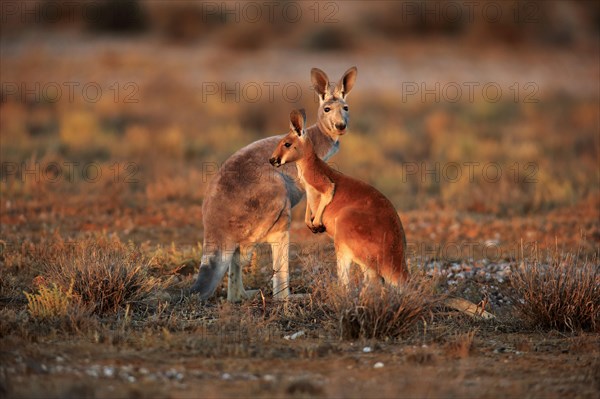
top-left (324, 107), bottom-right (331, 112)
top-left (284, 142), bottom-right (292, 148)
top-left (343, 106), bottom-right (349, 111)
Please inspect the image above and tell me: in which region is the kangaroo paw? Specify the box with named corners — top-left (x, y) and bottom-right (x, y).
top-left (309, 225), bottom-right (326, 234)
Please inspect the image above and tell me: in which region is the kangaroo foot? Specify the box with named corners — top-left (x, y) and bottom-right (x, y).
top-left (228, 288), bottom-right (260, 303)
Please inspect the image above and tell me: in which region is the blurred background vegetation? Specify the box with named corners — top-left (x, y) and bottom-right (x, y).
top-left (1, 0), bottom-right (598, 221)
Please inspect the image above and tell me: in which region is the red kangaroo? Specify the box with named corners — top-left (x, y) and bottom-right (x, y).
top-left (270, 109), bottom-right (409, 286)
top-left (270, 109), bottom-right (494, 320)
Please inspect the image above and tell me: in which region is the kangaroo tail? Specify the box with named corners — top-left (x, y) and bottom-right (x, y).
top-left (444, 297), bottom-right (495, 320)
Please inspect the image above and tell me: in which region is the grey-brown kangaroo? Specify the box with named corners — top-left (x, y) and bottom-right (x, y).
top-left (191, 67), bottom-right (358, 301)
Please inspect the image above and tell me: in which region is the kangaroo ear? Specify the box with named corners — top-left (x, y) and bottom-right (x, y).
top-left (289, 109), bottom-right (306, 137)
top-left (335, 66), bottom-right (357, 99)
top-left (311, 68), bottom-right (330, 101)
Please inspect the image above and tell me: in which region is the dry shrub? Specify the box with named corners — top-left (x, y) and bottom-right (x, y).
top-left (42, 237), bottom-right (163, 315)
top-left (311, 268), bottom-right (442, 340)
top-left (509, 256), bottom-right (600, 332)
top-left (25, 280), bottom-right (77, 319)
top-left (22, 277), bottom-right (93, 333)
top-left (24, 280), bottom-right (91, 329)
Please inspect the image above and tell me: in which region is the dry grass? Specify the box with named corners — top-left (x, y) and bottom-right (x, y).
top-left (25, 280), bottom-right (79, 319)
top-left (309, 269), bottom-right (443, 340)
top-left (41, 237), bottom-right (165, 315)
top-left (0, 5), bottom-right (598, 397)
top-left (24, 279), bottom-right (91, 332)
top-left (509, 255), bottom-right (600, 332)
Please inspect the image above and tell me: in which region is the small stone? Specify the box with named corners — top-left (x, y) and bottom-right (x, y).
top-left (373, 362), bottom-right (384, 369)
top-left (86, 366), bottom-right (100, 378)
top-left (284, 330), bottom-right (305, 340)
top-left (103, 366), bottom-right (115, 378)
top-left (363, 346), bottom-right (372, 353)
top-left (166, 368), bottom-right (184, 381)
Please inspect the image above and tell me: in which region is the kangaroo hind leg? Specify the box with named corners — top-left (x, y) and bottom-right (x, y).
top-left (228, 246), bottom-right (260, 302)
top-left (191, 244), bottom-right (236, 300)
top-left (270, 229), bottom-right (290, 299)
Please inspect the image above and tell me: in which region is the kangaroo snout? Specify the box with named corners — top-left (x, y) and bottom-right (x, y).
top-left (269, 157), bottom-right (280, 167)
top-left (335, 122), bottom-right (347, 132)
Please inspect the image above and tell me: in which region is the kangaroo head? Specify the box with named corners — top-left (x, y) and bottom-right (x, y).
top-left (270, 109), bottom-right (307, 167)
top-left (311, 66), bottom-right (357, 140)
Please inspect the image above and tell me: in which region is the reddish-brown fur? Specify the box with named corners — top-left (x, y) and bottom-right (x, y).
top-left (271, 109), bottom-right (409, 286)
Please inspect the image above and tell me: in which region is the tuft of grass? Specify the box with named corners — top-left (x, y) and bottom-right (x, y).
top-left (509, 255), bottom-right (600, 332)
top-left (311, 269), bottom-right (442, 340)
top-left (42, 237), bottom-right (164, 315)
top-left (23, 279), bottom-right (92, 332)
top-left (25, 280), bottom-right (79, 319)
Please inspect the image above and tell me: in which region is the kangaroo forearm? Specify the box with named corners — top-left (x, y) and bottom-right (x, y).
top-left (312, 183), bottom-right (335, 226)
top-left (304, 200), bottom-right (314, 225)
